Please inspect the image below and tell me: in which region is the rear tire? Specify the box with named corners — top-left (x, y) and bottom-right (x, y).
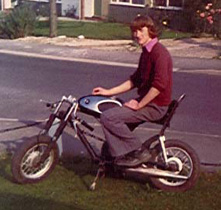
top-left (149, 139), bottom-right (200, 192)
top-left (11, 135), bottom-right (59, 184)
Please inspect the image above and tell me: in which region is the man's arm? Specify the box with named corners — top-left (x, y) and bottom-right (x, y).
top-left (124, 87), bottom-right (160, 110)
top-left (92, 80), bottom-right (134, 96)
top-left (138, 87), bottom-right (160, 108)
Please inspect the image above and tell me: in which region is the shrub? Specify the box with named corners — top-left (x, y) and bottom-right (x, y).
top-left (196, 1), bottom-right (221, 38)
top-left (0, 3), bottom-right (37, 39)
top-left (184, 0), bottom-right (221, 38)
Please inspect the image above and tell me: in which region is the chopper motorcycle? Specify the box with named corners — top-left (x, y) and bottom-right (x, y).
top-left (11, 93), bottom-right (200, 192)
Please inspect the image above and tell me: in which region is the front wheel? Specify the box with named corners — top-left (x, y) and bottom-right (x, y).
top-left (149, 139), bottom-right (200, 192)
top-left (11, 135), bottom-right (59, 184)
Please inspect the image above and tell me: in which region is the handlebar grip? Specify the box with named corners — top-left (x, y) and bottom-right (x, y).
top-left (81, 120), bottom-right (94, 131)
top-left (46, 103), bottom-right (57, 109)
top-left (40, 99), bottom-right (56, 108)
top-left (46, 103), bottom-right (51, 108)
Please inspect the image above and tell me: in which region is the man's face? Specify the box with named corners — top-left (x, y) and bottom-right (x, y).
top-left (133, 26), bottom-right (151, 46)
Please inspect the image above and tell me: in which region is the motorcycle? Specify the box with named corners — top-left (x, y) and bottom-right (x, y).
top-left (11, 93), bottom-right (200, 192)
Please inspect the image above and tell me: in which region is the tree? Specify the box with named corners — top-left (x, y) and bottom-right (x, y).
top-left (49, 0), bottom-right (57, 37)
top-left (80, 0), bottom-right (85, 20)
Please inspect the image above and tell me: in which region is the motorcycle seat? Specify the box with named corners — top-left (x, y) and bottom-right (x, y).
top-left (127, 94), bottom-right (186, 132)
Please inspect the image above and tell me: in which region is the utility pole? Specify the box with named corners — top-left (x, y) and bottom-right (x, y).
top-left (49, 0), bottom-right (57, 37)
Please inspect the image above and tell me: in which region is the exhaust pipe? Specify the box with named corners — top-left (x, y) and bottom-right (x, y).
top-left (125, 167), bottom-right (189, 180)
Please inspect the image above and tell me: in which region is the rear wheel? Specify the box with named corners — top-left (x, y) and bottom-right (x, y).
top-left (149, 140), bottom-right (200, 192)
top-left (11, 135), bottom-right (59, 184)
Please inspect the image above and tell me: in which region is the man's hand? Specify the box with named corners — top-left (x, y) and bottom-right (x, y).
top-left (124, 99), bottom-right (140, 110)
top-left (92, 87), bottom-right (110, 96)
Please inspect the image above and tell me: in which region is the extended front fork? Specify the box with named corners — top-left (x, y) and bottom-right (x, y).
top-left (38, 98), bottom-right (77, 164)
top-left (37, 114), bottom-right (68, 164)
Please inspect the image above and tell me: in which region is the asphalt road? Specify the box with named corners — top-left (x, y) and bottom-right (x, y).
top-left (0, 50), bottom-right (221, 170)
top-left (0, 53), bottom-right (220, 133)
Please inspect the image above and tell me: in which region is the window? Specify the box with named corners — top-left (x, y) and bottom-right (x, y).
top-left (132, 0), bottom-right (145, 4)
top-left (152, 0), bottom-right (184, 9)
top-left (110, 0), bottom-right (145, 7)
top-left (154, 0), bottom-right (166, 7)
top-left (169, 0), bottom-right (182, 7)
top-left (25, 0), bottom-right (61, 3)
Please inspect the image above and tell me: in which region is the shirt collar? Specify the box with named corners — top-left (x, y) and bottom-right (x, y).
top-left (144, 38), bottom-right (158, 53)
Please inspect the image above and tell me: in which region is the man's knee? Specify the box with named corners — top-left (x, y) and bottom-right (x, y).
top-left (100, 111), bottom-right (111, 126)
top-left (100, 109), bottom-right (118, 127)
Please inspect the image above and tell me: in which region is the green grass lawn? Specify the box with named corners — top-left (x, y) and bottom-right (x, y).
top-left (1, 155), bottom-right (221, 210)
top-left (34, 20), bottom-right (192, 40)
top-left (34, 20), bottom-right (132, 40)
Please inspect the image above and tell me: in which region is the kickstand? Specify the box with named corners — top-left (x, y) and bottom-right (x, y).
top-left (89, 162), bottom-right (105, 191)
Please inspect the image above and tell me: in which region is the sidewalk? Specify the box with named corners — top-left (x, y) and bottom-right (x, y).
top-left (15, 36), bottom-right (221, 59)
top-left (0, 36), bottom-right (220, 73)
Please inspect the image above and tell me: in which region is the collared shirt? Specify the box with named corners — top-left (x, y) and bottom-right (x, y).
top-left (145, 38), bottom-right (158, 53)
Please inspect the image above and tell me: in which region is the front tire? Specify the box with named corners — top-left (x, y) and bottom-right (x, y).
top-left (11, 135), bottom-right (59, 184)
top-left (149, 139), bottom-right (200, 192)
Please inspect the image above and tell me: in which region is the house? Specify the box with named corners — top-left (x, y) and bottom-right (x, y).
top-left (0, 0), bottom-right (11, 11)
top-left (108, 0), bottom-right (185, 22)
top-left (38, 0), bottom-right (185, 30)
top-left (1, 0), bottom-right (185, 21)
top-left (63, 0), bottom-right (186, 29)
top-left (1, 0), bottom-right (186, 29)
top-left (62, 0), bottom-right (110, 19)
top-left (93, 0), bottom-right (187, 30)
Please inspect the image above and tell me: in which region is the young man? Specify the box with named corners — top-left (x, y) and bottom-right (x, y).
top-left (92, 15), bottom-right (173, 167)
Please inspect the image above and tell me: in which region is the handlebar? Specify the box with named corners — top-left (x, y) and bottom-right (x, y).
top-left (41, 95), bottom-right (94, 131)
top-left (62, 95), bottom-right (77, 104)
top-left (40, 95), bottom-right (77, 109)
top-left (40, 99), bottom-right (58, 109)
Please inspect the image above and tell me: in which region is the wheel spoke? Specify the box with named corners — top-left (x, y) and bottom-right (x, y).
top-left (20, 143), bottom-right (54, 179)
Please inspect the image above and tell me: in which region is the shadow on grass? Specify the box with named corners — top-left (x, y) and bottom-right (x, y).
top-left (60, 156), bottom-right (153, 191)
top-left (0, 155), bottom-right (13, 183)
top-left (60, 156), bottom-right (99, 190)
top-left (0, 127), bottom-right (152, 191)
top-left (0, 192), bottom-right (83, 210)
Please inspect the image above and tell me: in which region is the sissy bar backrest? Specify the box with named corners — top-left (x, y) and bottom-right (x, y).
top-left (159, 94), bottom-right (186, 136)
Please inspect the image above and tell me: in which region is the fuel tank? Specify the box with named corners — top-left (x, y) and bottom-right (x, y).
top-left (78, 95), bottom-right (123, 117)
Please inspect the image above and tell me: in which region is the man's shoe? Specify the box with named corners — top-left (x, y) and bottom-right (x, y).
top-left (115, 148), bottom-right (151, 167)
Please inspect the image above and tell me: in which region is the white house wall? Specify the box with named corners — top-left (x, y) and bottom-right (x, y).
top-left (61, 0), bottom-right (94, 18)
top-left (84, 0), bottom-right (94, 18)
top-left (1, 0), bottom-right (11, 10)
top-left (4, 0), bottom-right (11, 9)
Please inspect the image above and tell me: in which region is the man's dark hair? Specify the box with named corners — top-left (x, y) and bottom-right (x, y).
top-left (130, 15), bottom-right (158, 38)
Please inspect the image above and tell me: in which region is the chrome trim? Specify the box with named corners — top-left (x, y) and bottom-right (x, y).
top-left (125, 167), bottom-right (189, 180)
